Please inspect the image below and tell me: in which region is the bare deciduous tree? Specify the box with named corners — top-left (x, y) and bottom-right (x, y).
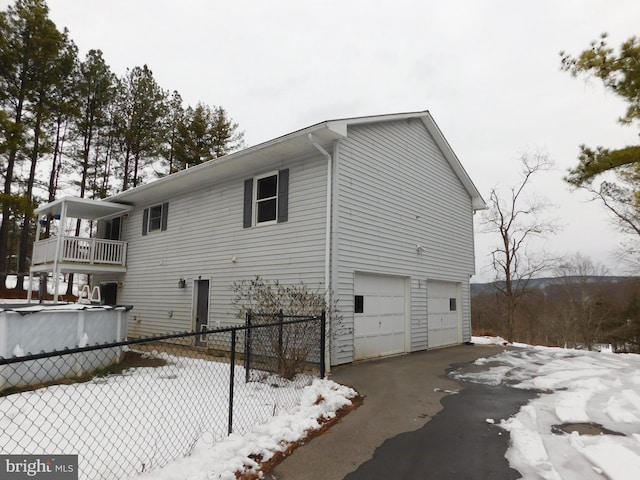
top-left (555, 252), bottom-right (609, 350)
top-left (481, 152), bottom-right (559, 341)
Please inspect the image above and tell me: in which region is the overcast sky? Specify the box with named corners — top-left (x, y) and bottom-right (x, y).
top-left (9, 0), bottom-right (640, 280)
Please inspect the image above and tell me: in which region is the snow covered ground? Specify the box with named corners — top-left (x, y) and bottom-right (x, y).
top-left (137, 378), bottom-right (356, 480)
top-left (2, 274), bottom-right (81, 298)
top-left (0, 351), bottom-right (356, 480)
top-left (457, 337), bottom-right (640, 480)
top-left (2, 323), bottom-right (638, 479)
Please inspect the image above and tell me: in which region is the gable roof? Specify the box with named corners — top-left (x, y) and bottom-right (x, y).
top-left (107, 110), bottom-right (486, 210)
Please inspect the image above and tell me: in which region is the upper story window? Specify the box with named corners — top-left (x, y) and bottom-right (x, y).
top-left (148, 204), bottom-right (163, 232)
top-left (243, 169), bottom-right (289, 228)
top-left (255, 173), bottom-right (278, 224)
top-left (142, 202), bottom-right (169, 235)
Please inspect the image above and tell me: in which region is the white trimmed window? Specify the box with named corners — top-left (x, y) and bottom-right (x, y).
top-left (243, 169), bottom-right (289, 227)
top-left (255, 172), bottom-right (278, 224)
top-left (142, 202), bottom-right (169, 235)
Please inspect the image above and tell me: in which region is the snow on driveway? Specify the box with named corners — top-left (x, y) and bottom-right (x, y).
top-left (456, 338), bottom-right (640, 480)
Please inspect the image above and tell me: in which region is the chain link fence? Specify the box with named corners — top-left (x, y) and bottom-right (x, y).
top-left (0, 313), bottom-right (325, 480)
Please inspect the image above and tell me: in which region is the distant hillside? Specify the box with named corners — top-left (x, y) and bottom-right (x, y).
top-left (471, 276), bottom-right (639, 297)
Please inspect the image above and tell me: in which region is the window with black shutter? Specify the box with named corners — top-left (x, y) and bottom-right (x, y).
top-left (243, 169), bottom-right (289, 227)
top-left (142, 202), bottom-right (169, 235)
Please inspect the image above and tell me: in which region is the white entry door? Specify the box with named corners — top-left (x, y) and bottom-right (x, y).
top-left (427, 280), bottom-right (461, 348)
top-left (354, 273), bottom-right (407, 360)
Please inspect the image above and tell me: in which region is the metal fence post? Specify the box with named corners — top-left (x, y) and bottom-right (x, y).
top-left (245, 310), bottom-right (251, 383)
top-left (320, 311), bottom-right (326, 378)
top-left (278, 309), bottom-right (284, 371)
top-left (228, 328), bottom-right (236, 435)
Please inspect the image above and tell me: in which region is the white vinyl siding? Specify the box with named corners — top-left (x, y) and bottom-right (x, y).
top-left (93, 115), bottom-right (478, 362)
top-left (332, 119), bottom-right (475, 364)
top-left (97, 152), bottom-right (328, 338)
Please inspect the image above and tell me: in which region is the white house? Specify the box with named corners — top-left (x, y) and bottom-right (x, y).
top-left (29, 110), bottom-right (485, 366)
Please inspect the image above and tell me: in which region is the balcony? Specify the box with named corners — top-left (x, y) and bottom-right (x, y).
top-left (31, 236), bottom-right (128, 273)
top-left (27, 196), bottom-right (133, 302)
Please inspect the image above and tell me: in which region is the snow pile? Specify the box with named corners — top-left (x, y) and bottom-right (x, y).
top-left (472, 335), bottom-right (509, 345)
top-left (136, 379), bottom-right (357, 480)
top-left (454, 346), bottom-right (640, 480)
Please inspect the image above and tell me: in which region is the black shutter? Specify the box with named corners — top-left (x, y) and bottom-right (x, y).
top-left (243, 178), bottom-right (253, 228)
top-left (161, 202), bottom-right (169, 231)
top-left (277, 168), bottom-right (289, 223)
top-left (142, 208), bottom-right (149, 236)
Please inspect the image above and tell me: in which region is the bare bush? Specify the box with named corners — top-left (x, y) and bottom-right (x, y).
top-left (232, 277), bottom-right (340, 379)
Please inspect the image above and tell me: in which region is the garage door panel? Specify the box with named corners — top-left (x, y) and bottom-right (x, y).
top-left (430, 298), bottom-right (451, 313)
top-left (378, 314), bottom-right (404, 334)
top-left (367, 296), bottom-right (404, 315)
top-left (354, 274), bottom-right (406, 361)
top-left (354, 316), bottom-right (379, 337)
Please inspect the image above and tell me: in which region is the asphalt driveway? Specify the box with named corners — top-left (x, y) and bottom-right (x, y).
top-left (268, 344), bottom-right (534, 480)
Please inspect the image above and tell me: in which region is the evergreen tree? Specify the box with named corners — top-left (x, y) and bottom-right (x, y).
top-left (63, 49), bottom-right (114, 294)
top-left (561, 34), bottom-right (640, 267)
top-left (172, 103), bottom-right (245, 171)
top-left (115, 65), bottom-right (168, 191)
top-left (0, 0), bottom-right (248, 295)
top-left (0, 0), bottom-right (69, 288)
top-left (211, 106), bottom-right (244, 157)
top-left (72, 49), bottom-right (116, 200)
top-left (16, 26), bottom-right (76, 290)
top-left (561, 34), bottom-right (640, 185)
top-left (160, 90), bottom-right (184, 175)
top-left (175, 103), bottom-right (217, 168)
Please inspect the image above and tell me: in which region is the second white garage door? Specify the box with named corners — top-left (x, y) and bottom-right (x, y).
top-left (428, 280), bottom-right (461, 348)
top-left (354, 273), bottom-right (407, 360)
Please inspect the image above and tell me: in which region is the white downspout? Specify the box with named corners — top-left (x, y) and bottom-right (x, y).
top-left (309, 133), bottom-right (332, 374)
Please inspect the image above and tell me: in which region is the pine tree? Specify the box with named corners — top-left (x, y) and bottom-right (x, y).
top-left (62, 49), bottom-right (115, 295)
top-left (72, 49), bottom-right (116, 200)
top-left (0, 0), bottom-right (71, 289)
top-left (172, 103), bottom-right (245, 171)
top-left (211, 106), bottom-right (244, 157)
top-left (561, 34), bottom-right (640, 266)
top-left (561, 34), bottom-right (640, 185)
top-left (115, 65), bottom-right (168, 191)
top-left (160, 90), bottom-right (184, 175)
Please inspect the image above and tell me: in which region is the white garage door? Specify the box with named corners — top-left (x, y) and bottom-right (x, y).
top-left (354, 273), bottom-right (406, 360)
top-left (428, 281), bottom-right (461, 348)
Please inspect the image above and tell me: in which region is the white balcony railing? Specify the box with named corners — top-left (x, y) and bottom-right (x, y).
top-left (32, 236), bottom-right (127, 267)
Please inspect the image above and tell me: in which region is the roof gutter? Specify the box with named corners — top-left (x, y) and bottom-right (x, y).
top-left (308, 133), bottom-right (333, 373)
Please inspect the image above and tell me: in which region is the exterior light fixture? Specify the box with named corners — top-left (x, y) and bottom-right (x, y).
top-left (178, 278), bottom-right (186, 288)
